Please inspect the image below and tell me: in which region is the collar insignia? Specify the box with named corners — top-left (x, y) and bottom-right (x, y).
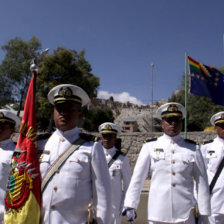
top-left (0, 112), bottom-right (4, 118)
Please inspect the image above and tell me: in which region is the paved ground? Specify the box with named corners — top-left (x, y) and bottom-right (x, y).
top-left (122, 180), bottom-right (149, 224)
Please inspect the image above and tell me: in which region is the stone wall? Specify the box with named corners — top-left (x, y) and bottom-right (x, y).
top-left (119, 132), bottom-right (217, 171)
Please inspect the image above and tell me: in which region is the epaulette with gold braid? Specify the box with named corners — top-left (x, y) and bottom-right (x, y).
top-left (79, 133), bottom-right (99, 142)
top-left (37, 133), bottom-right (52, 141)
top-left (144, 138), bottom-right (157, 143)
top-left (202, 139), bottom-right (214, 145)
top-left (184, 139), bottom-right (196, 144)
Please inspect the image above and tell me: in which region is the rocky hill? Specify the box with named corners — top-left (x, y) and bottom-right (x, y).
top-left (92, 98), bottom-right (168, 132)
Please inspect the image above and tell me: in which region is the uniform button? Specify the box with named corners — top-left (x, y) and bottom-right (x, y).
top-left (171, 150), bottom-right (175, 154)
top-left (51, 205), bottom-right (56, 209)
top-left (58, 153), bottom-right (62, 157)
top-left (172, 172), bottom-right (176, 175)
top-left (61, 137), bottom-right (65, 142)
top-left (172, 160), bottom-right (175, 164)
top-left (172, 183), bottom-right (176, 187)
top-left (171, 141), bottom-right (175, 144)
top-left (54, 186), bottom-right (58, 191)
top-left (55, 169), bottom-right (60, 173)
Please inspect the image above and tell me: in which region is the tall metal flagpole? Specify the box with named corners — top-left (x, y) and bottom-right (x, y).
top-left (151, 63), bottom-right (154, 132)
top-left (30, 48), bottom-right (49, 100)
top-left (184, 52), bottom-right (188, 139)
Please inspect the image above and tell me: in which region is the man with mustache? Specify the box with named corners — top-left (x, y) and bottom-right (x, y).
top-left (39, 84), bottom-right (112, 224)
top-left (123, 102), bottom-right (211, 224)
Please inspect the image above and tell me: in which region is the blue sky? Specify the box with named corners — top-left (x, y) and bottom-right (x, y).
top-left (0, 0), bottom-right (224, 105)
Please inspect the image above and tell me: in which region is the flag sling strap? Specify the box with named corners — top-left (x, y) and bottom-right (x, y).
top-left (209, 156), bottom-right (224, 193)
top-left (108, 150), bottom-right (121, 168)
top-left (41, 137), bottom-right (86, 192)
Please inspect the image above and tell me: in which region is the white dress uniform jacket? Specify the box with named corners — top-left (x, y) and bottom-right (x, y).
top-left (39, 127), bottom-right (112, 224)
top-left (201, 136), bottom-right (224, 216)
top-left (0, 139), bottom-right (15, 223)
top-left (124, 134), bottom-right (211, 223)
top-left (103, 146), bottom-right (131, 224)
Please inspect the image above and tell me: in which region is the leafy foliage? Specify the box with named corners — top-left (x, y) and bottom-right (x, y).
top-left (82, 106), bottom-right (114, 132)
top-left (0, 37), bottom-right (114, 132)
top-left (0, 77), bottom-right (12, 106)
top-left (36, 47), bottom-right (101, 131)
top-left (37, 47), bottom-right (99, 97)
top-left (0, 36), bottom-right (42, 113)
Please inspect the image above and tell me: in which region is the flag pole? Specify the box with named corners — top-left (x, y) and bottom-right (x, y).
top-left (184, 52), bottom-right (188, 139)
top-left (4, 49), bottom-right (49, 224)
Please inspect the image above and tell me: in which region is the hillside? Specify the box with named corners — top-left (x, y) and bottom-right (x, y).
top-left (92, 98), bottom-right (167, 132)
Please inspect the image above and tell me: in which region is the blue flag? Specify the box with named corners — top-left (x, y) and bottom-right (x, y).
top-left (188, 56), bottom-right (224, 106)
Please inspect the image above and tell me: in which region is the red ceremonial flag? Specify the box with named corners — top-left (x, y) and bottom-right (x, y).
top-left (4, 70), bottom-right (41, 224)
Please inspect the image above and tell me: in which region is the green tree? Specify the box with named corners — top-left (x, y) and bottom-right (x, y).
top-left (36, 47), bottom-right (100, 131)
top-left (82, 106), bottom-right (114, 132)
top-left (0, 38), bottom-right (108, 132)
top-left (0, 36), bottom-right (42, 114)
top-left (37, 47), bottom-right (99, 97)
top-left (0, 77), bottom-right (12, 107)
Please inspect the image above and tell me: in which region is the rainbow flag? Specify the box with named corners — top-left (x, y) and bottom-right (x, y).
top-left (4, 73), bottom-right (40, 223)
top-left (188, 56), bottom-right (224, 106)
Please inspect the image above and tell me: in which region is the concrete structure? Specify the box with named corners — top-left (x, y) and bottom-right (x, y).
top-left (122, 119), bottom-right (138, 133)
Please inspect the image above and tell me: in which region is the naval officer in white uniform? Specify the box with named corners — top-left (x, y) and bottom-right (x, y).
top-left (99, 122), bottom-right (131, 224)
top-left (0, 109), bottom-right (20, 223)
top-left (39, 84), bottom-right (112, 224)
top-left (201, 111), bottom-right (224, 224)
top-left (123, 102), bottom-right (211, 224)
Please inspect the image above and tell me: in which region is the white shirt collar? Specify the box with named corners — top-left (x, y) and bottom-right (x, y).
top-left (56, 126), bottom-right (80, 137)
top-left (55, 126), bottom-right (80, 143)
top-left (103, 146), bottom-right (117, 155)
top-left (163, 133), bottom-right (181, 142)
top-left (216, 135), bottom-right (224, 144)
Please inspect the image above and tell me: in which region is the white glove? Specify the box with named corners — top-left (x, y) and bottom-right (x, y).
top-left (122, 207), bottom-right (136, 222)
top-left (197, 215), bottom-right (209, 224)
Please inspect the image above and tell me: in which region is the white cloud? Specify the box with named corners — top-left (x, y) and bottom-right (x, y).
top-left (97, 90), bottom-right (144, 105)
